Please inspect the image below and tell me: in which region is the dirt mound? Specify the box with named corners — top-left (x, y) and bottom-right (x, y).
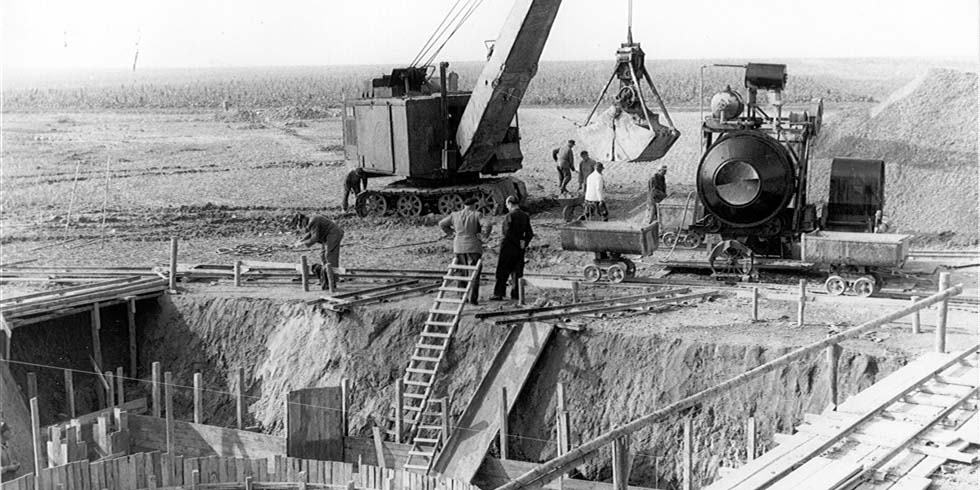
top-left (811, 68), bottom-right (978, 238)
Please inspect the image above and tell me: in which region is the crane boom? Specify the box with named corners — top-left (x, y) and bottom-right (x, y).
top-left (455, 0), bottom-right (562, 172)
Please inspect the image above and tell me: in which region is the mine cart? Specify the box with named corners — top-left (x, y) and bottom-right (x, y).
top-left (802, 231), bottom-right (913, 297)
top-left (560, 221), bottom-right (659, 282)
top-left (657, 192), bottom-right (705, 249)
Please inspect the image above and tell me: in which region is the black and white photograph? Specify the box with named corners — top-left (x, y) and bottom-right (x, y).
top-left (1, 1), bottom-right (978, 489)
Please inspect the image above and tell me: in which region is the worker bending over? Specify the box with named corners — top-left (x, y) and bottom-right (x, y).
top-left (439, 196), bottom-right (490, 305)
top-left (491, 196), bottom-right (534, 301)
top-left (292, 213), bottom-right (345, 290)
top-left (584, 162), bottom-right (608, 220)
top-left (341, 168), bottom-right (368, 213)
top-left (647, 165), bottom-right (667, 223)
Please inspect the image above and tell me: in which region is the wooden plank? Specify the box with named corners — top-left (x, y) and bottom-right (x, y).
top-left (91, 306), bottom-right (104, 408)
top-left (285, 387), bottom-right (344, 460)
top-left (127, 298), bottom-right (137, 377)
top-left (372, 427), bottom-right (387, 469)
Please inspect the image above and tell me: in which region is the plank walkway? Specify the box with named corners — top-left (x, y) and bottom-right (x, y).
top-left (704, 347), bottom-right (980, 490)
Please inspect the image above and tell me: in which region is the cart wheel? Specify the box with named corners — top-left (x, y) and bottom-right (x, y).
top-left (853, 276), bottom-right (875, 298)
top-left (682, 232), bottom-right (703, 249)
top-left (824, 275), bottom-right (847, 296)
top-left (607, 264), bottom-right (627, 283)
top-left (662, 232), bottom-right (679, 247)
top-left (583, 265), bottom-right (601, 283)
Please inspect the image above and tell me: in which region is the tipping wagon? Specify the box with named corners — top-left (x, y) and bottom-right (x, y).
top-left (560, 221), bottom-right (659, 282)
top-left (802, 230), bottom-right (914, 297)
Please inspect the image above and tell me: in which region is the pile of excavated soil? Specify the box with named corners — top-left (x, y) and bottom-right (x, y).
top-left (811, 69), bottom-right (978, 240)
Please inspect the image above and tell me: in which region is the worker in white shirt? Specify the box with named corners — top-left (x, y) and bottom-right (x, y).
top-left (583, 162), bottom-right (608, 221)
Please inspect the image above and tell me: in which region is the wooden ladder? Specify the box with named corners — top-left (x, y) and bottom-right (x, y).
top-left (395, 258), bottom-right (481, 473)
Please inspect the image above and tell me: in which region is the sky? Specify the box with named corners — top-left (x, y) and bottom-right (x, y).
top-left (2, 0), bottom-right (978, 72)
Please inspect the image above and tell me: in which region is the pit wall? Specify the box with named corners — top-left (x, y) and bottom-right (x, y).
top-left (140, 294), bottom-right (908, 489)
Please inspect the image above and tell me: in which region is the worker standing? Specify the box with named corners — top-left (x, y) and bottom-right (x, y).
top-left (491, 196), bottom-right (533, 301)
top-left (1, 422), bottom-right (20, 482)
top-left (341, 168), bottom-right (368, 213)
top-left (584, 162), bottom-right (607, 220)
top-left (292, 213), bottom-right (345, 290)
top-left (647, 165), bottom-right (667, 223)
top-left (577, 150), bottom-right (597, 192)
top-left (438, 196), bottom-right (488, 305)
top-left (555, 139), bottom-right (576, 195)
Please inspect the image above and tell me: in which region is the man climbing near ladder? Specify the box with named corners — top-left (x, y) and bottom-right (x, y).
top-left (438, 196), bottom-right (490, 305)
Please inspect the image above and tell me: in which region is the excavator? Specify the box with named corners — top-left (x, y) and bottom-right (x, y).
top-left (343, 0), bottom-right (677, 219)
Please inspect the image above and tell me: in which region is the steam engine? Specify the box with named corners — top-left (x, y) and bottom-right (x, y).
top-left (691, 63), bottom-right (823, 258)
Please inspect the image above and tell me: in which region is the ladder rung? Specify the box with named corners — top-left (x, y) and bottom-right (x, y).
top-left (438, 286), bottom-right (468, 293)
top-left (429, 308), bottom-right (458, 315)
top-left (425, 320), bottom-right (456, 327)
top-left (402, 405), bottom-right (424, 412)
top-left (420, 331), bottom-right (451, 339)
top-left (411, 355), bottom-right (441, 363)
top-left (448, 264), bottom-right (479, 270)
top-left (404, 392), bottom-right (428, 399)
top-left (442, 275), bottom-right (471, 281)
top-left (418, 424), bottom-right (442, 430)
top-left (404, 464), bottom-right (429, 471)
top-left (408, 450), bottom-right (435, 457)
top-left (435, 297), bottom-right (464, 304)
top-left (414, 437), bottom-right (439, 444)
top-left (404, 379), bottom-right (429, 386)
top-left (406, 367), bottom-right (436, 375)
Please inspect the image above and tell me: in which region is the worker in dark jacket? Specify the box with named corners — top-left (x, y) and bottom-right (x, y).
top-left (491, 196), bottom-right (534, 301)
top-left (555, 139), bottom-right (575, 194)
top-left (647, 165), bottom-right (667, 223)
top-left (292, 213), bottom-right (345, 290)
top-left (341, 168), bottom-right (368, 213)
top-left (438, 197), bottom-right (489, 305)
top-left (577, 150), bottom-right (597, 192)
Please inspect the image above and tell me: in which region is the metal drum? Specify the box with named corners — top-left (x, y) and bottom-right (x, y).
top-left (696, 130), bottom-right (796, 228)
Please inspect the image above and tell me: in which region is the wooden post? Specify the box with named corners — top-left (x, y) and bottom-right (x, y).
top-left (116, 366), bottom-right (125, 405)
top-left (441, 397), bottom-right (450, 445)
top-left (31, 397), bottom-right (43, 474)
top-left (372, 426), bottom-right (387, 469)
top-left (612, 436), bottom-right (631, 490)
top-left (91, 303), bottom-right (105, 407)
top-left (164, 371), bottom-right (174, 454)
top-left (797, 280), bottom-right (806, 327)
top-left (556, 382), bottom-right (569, 490)
top-left (26, 372), bottom-right (37, 400)
top-left (64, 370), bottom-right (76, 418)
top-left (827, 343), bottom-right (841, 410)
top-left (169, 237), bottom-right (179, 290)
top-left (751, 287), bottom-right (759, 321)
top-left (571, 282), bottom-right (579, 303)
top-left (151, 362), bottom-right (162, 418)
top-left (234, 260), bottom-right (243, 287)
top-left (394, 379), bottom-right (403, 443)
top-left (128, 298), bottom-right (137, 377)
top-left (106, 370), bottom-right (115, 408)
top-left (300, 256), bottom-right (310, 292)
top-left (683, 417), bottom-right (693, 490)
top-left (499, 387), bottom-right (509, 460)
top-left (341, 378), bottom-right (350, 437)
top-left (236, 367), bottom-right (245, 429)
top-left (518, 278), bottom-right (526, 306)
top-left (936, 272), bottom-right (950, 353)
top-left (193, 372), bottom-right (203, 424)
top-left (911, 296), bottom-right (921, 334)
top-left (746, 416), bottom-right (756, 461)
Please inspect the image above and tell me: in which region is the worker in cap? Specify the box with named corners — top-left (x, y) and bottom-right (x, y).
top-left (341, 167), bottom-right (369, 213)
top-left (577, 150), bottom-right (597, 192)
top-left (554, 139), bottom-right (576, 195)
top-left (438, 196), bottom-right (490, 305)
top-left (583, 162), bottom-right (608, 221)
top-left (491, 195), bottom-right (533, 301)
top-left (292, 212), bottom-right (345, 290)
top-left (647, 165), bottom-right (668, 223)
top-left (1, 421), bottom-right (20, 482)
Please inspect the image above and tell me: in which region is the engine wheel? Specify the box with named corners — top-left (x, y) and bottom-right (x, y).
top-left (437, 193), bottom-right (465, 215)
top-left (825, 275), bottom-right (847, 296)
top-left (662, 232), bottom-right (679, 248)
top-left (853, 276), bottom-right (875, 298)
top-left (708, 240), bottom-right (755, 277)
top-left (475, 192), bottom-right (496, 215)
top-left (607, 264), bottom-right (627, 283)
top-left (357, 191), bottom-right (388, 217)
top-left (583, 265), bottom-right (601, 283)
top-left (682, 232), bottom-right (704, 249)
top-left (396, 194), bottom-right (423, 218)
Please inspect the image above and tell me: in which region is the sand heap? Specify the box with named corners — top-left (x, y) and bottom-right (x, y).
top-left (811, 68), bottom-right (978, 238)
